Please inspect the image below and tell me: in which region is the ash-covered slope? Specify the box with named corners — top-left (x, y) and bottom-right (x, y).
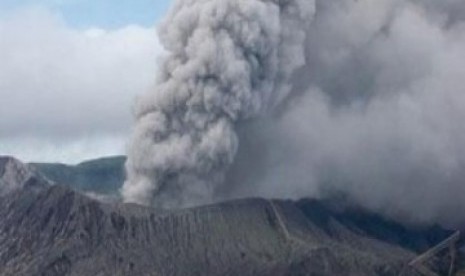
top-left (0, 156), bottom-right (452, 276)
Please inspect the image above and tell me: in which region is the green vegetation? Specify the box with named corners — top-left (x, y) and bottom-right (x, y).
top-left (30, 156), bottom-right (126, 195)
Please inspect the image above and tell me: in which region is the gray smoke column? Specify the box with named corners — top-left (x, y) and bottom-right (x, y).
top-left (124, 0), bottom-right (465, 228)
top-left (222, 0), bottom-right (465, 228)
top-left (122, 0), bottom-right (314, 207)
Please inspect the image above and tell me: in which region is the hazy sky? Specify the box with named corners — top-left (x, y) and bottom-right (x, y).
top-left (0, 1), bottom-right (172, 163)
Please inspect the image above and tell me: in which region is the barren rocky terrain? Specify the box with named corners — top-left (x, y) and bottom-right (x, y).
top-left (0, 156), bottom-right (457, 275)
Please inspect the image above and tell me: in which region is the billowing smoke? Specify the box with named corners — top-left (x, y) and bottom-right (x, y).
top-left (123, 0), bottom-right (314, 207)
top-left (124, 0), bottom-right (465, 227)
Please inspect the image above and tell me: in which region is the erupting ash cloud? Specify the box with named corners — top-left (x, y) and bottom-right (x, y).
top-left (123, 0), bottom-right (314, 207)
top-left (124, 0), bottom-right (465, 227)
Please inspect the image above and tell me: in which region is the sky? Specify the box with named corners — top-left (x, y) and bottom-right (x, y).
top-left (0, 1), bottom-right (172, 163)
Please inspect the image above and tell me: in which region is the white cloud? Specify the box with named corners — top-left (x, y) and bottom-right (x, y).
top-left (0, 135), bottom-right (125, 164)
top-left (0, 7), bottom-right (161, 163)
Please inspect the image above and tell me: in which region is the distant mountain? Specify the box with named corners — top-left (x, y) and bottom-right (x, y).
top-left (30, 156), bottom-right (126, 195)
top-left (1, 156), bottom-right (463, 275)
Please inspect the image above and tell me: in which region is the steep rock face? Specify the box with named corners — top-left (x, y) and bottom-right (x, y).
top-left (0, 157), bottom-right (448, 276)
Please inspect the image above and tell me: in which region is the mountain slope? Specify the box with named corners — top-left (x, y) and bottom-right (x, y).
top-left (0, 156), bottom-right (454, 275)
top-left (30, 156), bottom-right (125, 195)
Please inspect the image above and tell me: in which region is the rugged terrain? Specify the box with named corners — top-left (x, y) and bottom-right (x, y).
top-left (0, 156), bottom-right (459, 275)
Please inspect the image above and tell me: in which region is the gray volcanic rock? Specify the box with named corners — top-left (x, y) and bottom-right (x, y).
top-left (0, 156), bottom-right (48, 196)
top-left (0, 156), bottom-right (448, 275)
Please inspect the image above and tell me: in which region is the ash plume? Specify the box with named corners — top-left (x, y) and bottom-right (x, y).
top-left (124, 0), bottom-right (465, 227)
top-left (123, 0), bottom-right (314, 207)
top-left (223, 0), bottom-right (465, 227)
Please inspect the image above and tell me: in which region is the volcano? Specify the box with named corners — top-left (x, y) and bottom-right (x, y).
top-left (0, 156), bottom-right (463, 275)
